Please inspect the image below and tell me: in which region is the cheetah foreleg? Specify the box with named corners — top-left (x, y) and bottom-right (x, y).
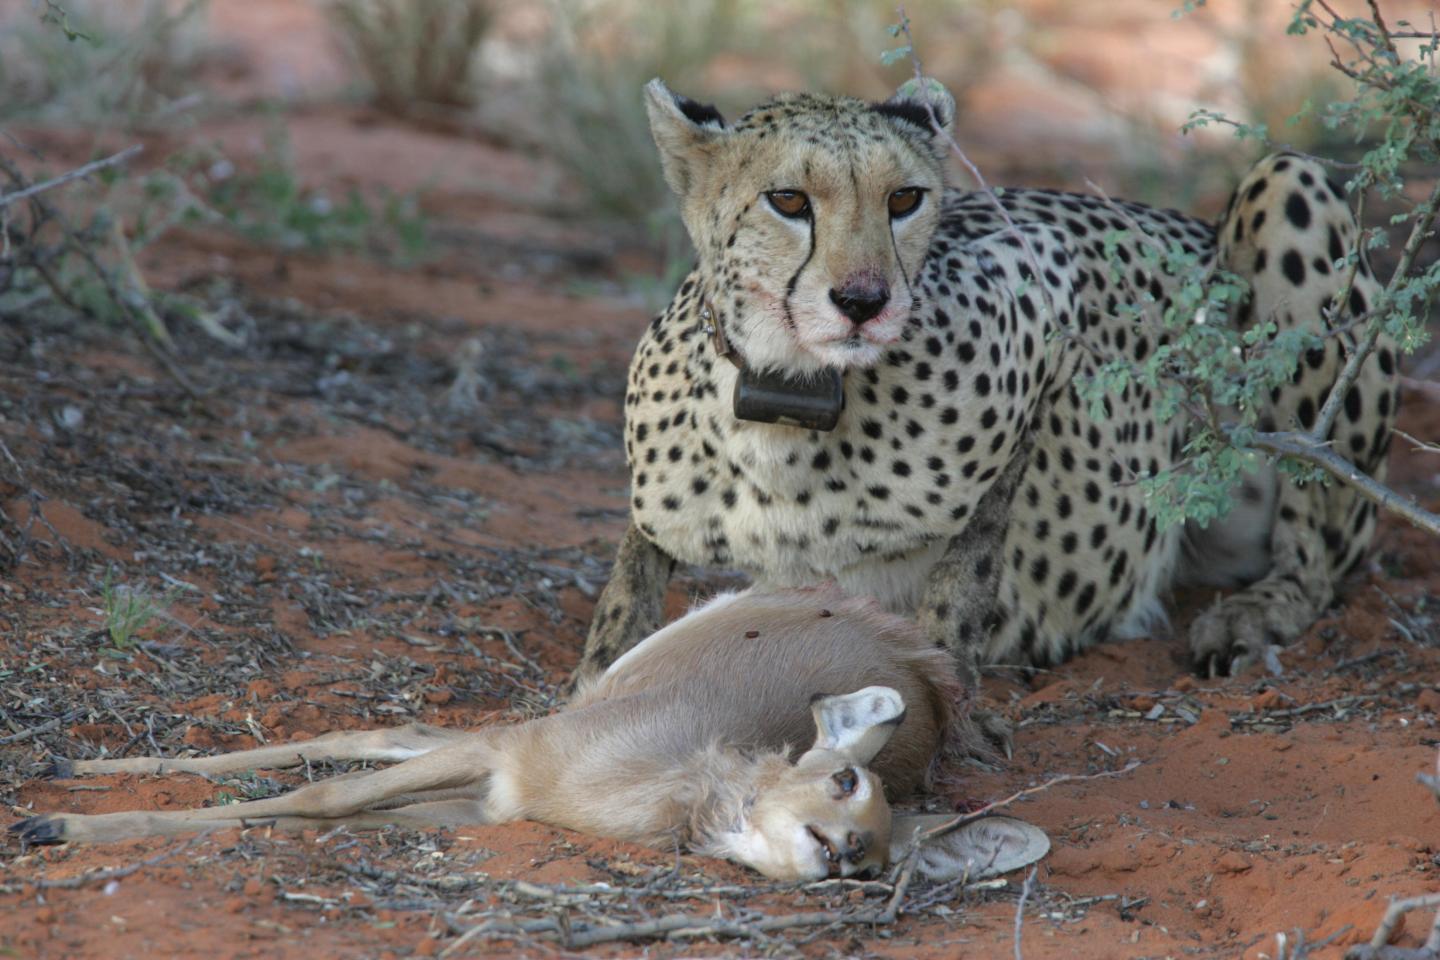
top-left (916, 429), bottom-right (1036, 757)
top-left (573, 521), bottom-right (677, 687)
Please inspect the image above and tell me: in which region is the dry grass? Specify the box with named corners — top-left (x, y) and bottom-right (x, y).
top-left (324, 0), bottom-right (492, 114)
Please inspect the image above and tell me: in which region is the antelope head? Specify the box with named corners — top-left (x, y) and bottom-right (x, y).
top-left (719, 686), bottom-right (905, 880)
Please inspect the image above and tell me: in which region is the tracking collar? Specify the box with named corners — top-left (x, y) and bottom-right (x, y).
top-left (701, 299), bottom-right (845, 432)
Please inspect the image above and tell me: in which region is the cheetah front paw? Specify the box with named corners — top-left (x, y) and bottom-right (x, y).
top-left (955, 706), bottom-right (1014, 764)
top-left (1187, 592), bottom-right (1305, 678)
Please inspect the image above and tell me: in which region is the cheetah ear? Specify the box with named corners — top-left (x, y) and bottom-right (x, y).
top-left (873, 77), bottom-right (956, 158)
top-left (645, 78), bottom-right (726, 198)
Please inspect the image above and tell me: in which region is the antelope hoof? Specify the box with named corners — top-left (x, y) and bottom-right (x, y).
top-left (9, 815), bottom-right (66, 846)
top-left (42, 759), bottom-right (75, 780)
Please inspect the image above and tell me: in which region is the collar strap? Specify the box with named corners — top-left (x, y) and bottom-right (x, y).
top-left (700, 300), bottom-right (742, 369)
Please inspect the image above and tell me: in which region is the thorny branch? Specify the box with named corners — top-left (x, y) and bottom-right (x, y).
top-left (1099, 8), bottom-right (1439, 537)
top-left (893, 7), bottom-right (1062, 329)
top-left (0, 148), bottom-right (204, 398)
top-left (0, 144), bottom-right (142, 209)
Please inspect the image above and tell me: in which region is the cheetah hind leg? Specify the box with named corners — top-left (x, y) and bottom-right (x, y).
top-left (1186, 472), bottom-right (1333, 677)
top-left (916, 428), bottom-right (1038, 760)
top-left (1185, 152), bottom-right (1395, 676)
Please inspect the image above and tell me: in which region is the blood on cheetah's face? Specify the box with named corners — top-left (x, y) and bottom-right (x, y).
top-left (645, 79), bottom-right (955, 376)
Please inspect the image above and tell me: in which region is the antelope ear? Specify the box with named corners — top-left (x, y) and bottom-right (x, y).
top-left (644, 78), bottom-right (727, 198)
top-left (890, 814), bottom-right (1050, 880)
top-left (808, 686), bottom-right (906, 766)
top-left (872, 77), bottom-right (956, 156)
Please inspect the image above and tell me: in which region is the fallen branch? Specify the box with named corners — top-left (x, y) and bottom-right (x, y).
top-left (0, 710), bottom-right (82, 746)
top-left (1013, 865), bottom-right (1037, 960)
top-left (1344, 892), bottom-right (1440, 960)
top-left (29, 834), bottom-right (205, 890)
top-left (911, 760), bottom-right (1143, 849)
top-left (1419, 747), bottom-right (1440, 804)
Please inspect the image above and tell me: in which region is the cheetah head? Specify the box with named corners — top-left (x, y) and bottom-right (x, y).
top-left (646, 78), bottom-right (954, 376)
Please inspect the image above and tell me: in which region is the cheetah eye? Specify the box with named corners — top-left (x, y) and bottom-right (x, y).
top-left (766, 190), bottom-right (811, 219)
top-left (888, 187), bottom-right (924, 219)
top-left (832, 767), bottom-right (859, 796)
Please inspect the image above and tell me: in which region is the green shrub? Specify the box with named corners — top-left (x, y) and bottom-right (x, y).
top-left (1074, 3), bottom-right (1439, 534)
top-left (0, 0), bottom-right (211, 126)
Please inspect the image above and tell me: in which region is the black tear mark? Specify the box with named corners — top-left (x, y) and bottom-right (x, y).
top-left (888, 219), bottom-right (917, 314)
top-left (782, 202), bottom-right (817, 333)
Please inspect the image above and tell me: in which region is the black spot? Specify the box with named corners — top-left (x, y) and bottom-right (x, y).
top-left (1344, 386), bottom-right (1362, 421)
top-left (1349, 287), bottom-right (1367, 316)
top-left (1031, 556), bottom-right (1049, 584)
top-left (1281, 250), bottom-right (1306, 286)
top-left (1284, 191), bottom-right (1311, 230)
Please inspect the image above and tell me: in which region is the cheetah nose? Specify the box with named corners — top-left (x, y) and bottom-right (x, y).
top-left (828, 285), bottom-right (889, 325)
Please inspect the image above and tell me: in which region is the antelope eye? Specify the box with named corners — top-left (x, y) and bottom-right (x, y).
top-left (888, 187), bottom-right (923, 218)
top-left (766, 190), bottom-right (811, 219)
top-left (832, 767), bottom-right (859, 796)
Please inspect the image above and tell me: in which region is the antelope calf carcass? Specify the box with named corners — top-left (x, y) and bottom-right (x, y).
top-left (10, 587), bottom-right (1046, 880)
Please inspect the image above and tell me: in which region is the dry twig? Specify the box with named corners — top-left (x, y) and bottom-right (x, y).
top-left (28, 835), bottom-right (206, 890)
top-left (1344, 892), bottom-right (1440, 960)
top-left (0, 144), bottom-right (143, 209)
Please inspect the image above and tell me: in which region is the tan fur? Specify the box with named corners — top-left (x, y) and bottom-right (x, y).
top-left (12, 586), bottom-right (961, 881)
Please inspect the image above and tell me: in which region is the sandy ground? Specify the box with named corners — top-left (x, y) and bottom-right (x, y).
top-left (2, 3), bottom-right (1440, 958)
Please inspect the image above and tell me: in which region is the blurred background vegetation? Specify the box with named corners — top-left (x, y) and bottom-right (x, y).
top-left (0, 0), bottom-right (1430, 309)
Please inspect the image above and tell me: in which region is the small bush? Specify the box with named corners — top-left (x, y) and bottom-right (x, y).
top-left (537, 1), bottom-right (759, 234)
top-left (100, 574), bottom-right (174, 649)
top-left (325, 0), bottom-right (492, 114)
top-left (0, 0), bottom-right (212, 126)
top-left (201, 125), bottom-right (430, 262)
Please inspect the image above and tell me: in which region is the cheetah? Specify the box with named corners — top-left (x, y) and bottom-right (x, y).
top-left (575, 78), bottom-right (1398, 703)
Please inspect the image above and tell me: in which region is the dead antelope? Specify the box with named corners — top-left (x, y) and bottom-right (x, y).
top-left (10, 587), bottom-right (1046, 880)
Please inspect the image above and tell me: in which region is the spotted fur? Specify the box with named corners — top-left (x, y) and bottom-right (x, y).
top-left (576, 81), bottom-right (1398, 684)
